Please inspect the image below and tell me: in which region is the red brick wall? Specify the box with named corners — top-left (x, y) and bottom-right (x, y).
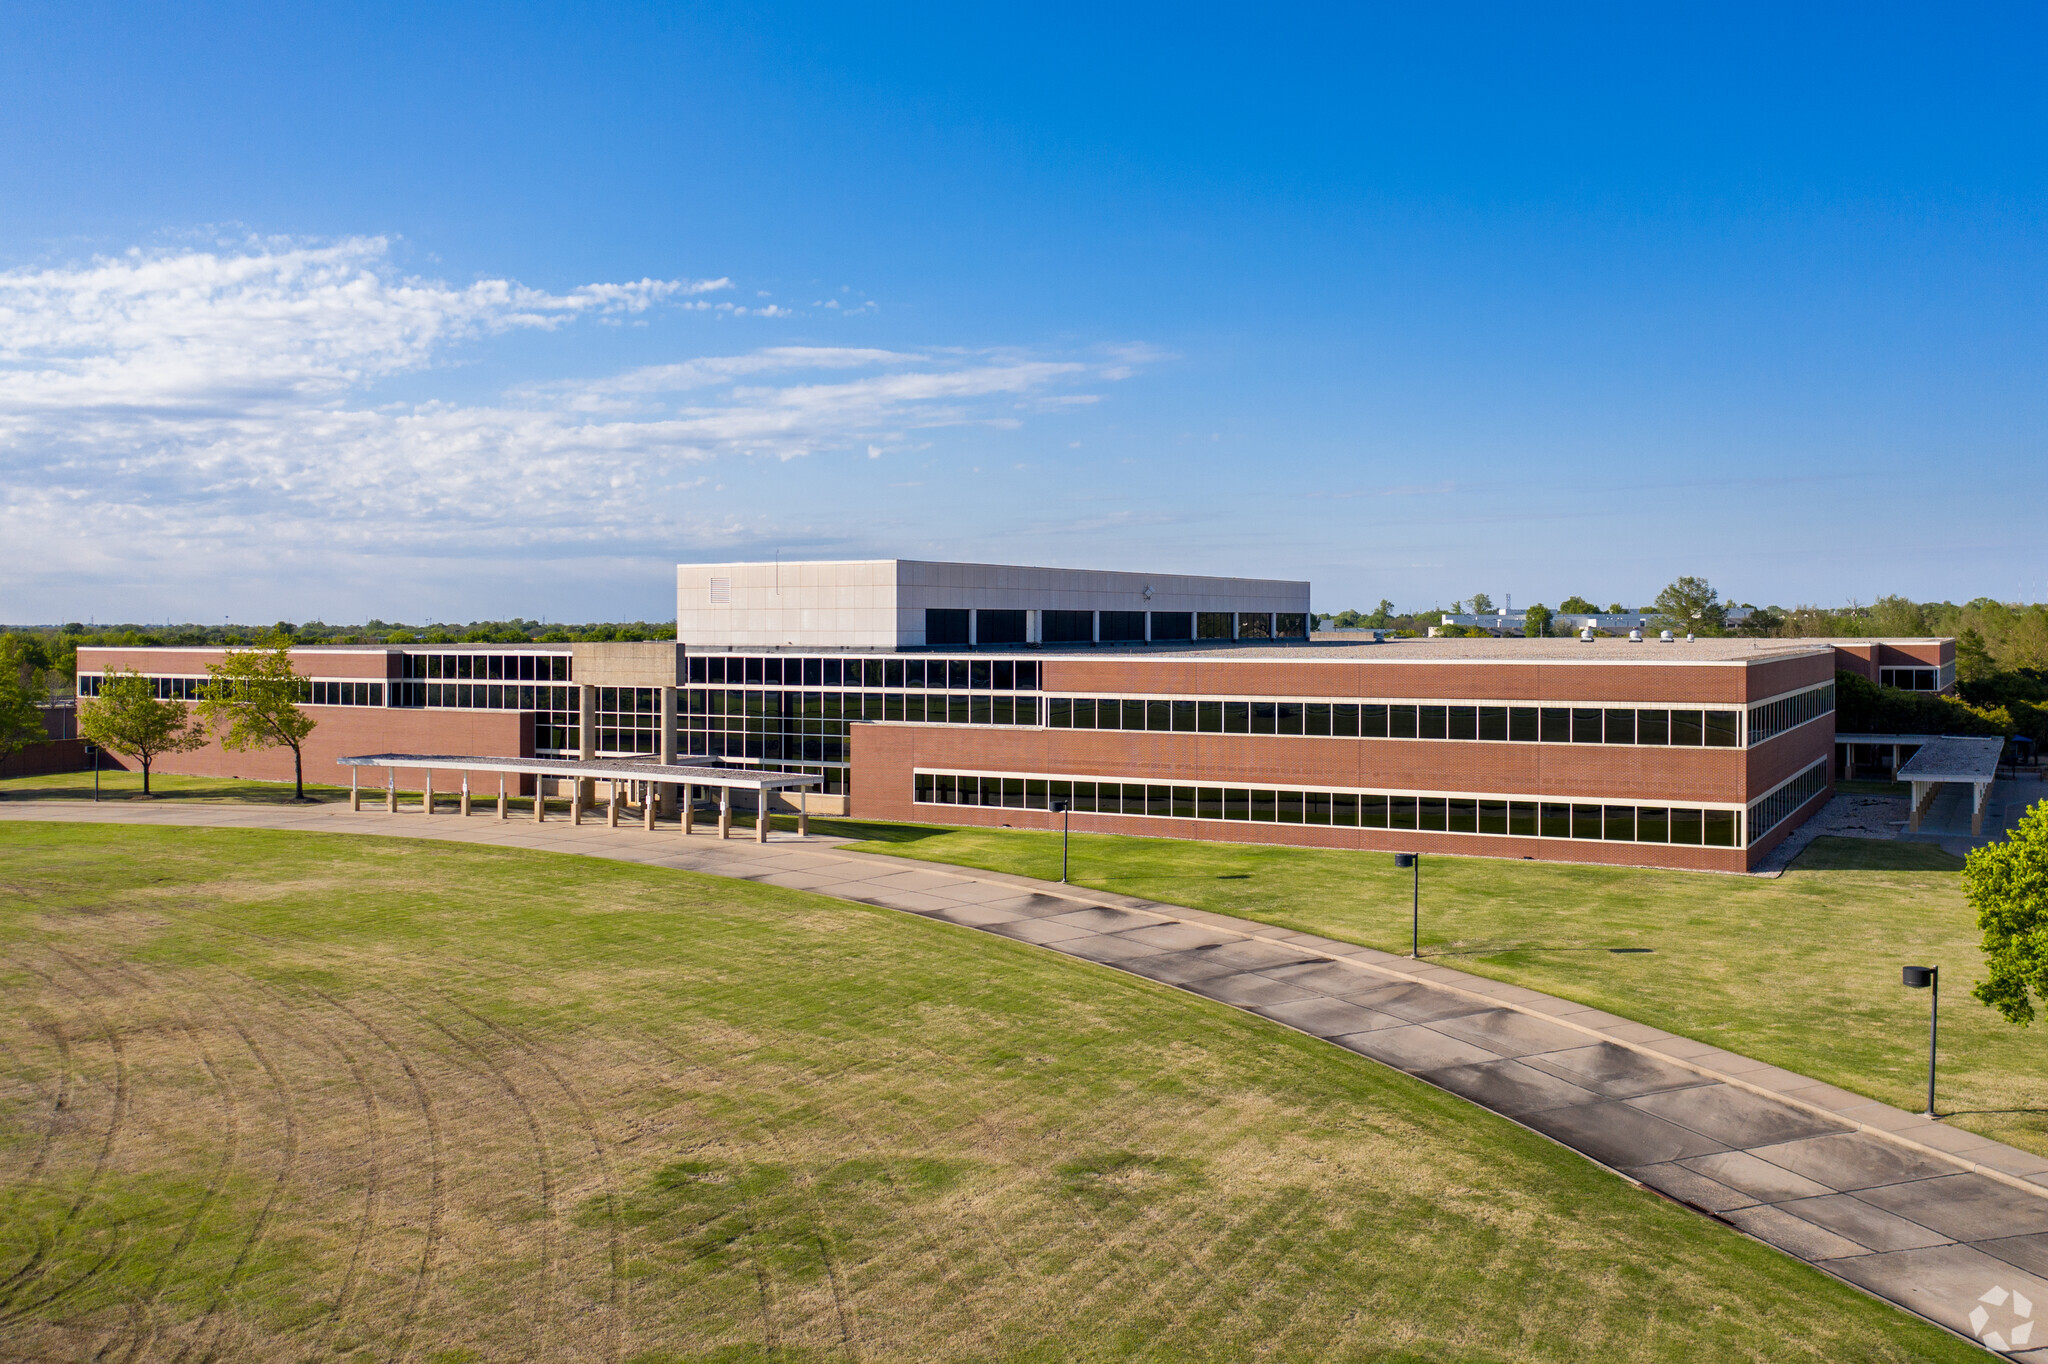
top-left (78, 645), bottom-right (401, 681)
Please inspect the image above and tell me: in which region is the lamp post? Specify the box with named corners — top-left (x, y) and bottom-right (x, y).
top-left (1395, 852), bottom-right (1420, 957)
top-left (1052, 799), bottom-right (1070, 883)
top-left (1903, 965), bottom-right (1939, 1117)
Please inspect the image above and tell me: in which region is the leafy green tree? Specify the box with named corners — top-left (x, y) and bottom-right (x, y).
top-left (1469, 592), bottom-right (1495, 614)
top-left (1558, 596), bottom-right (1598, 615)
top-left (0, 669), bottom-right (45, 759)
top-left (77, 668), bottom-right (207, 794)
top-left (1524, 604), bottom-right (1552, 638)
top-left (1968, 802), bottom-right (2048, 1026)
top-left (198, 637), bottom-right (320, 800)
top-left (1957, 628), bottom-right (1996, 685)
top-left (1650, 576), bottom-right (1728, 636)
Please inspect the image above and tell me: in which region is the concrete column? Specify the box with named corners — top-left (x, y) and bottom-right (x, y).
top-left (423, 771), bottom-right (433, 815)
top-left (350, 768), bottom-right (361, 811)
top-left (645, 790), bottom-right (657, 832)
top-left (534, 778), bottom-right (546, 823)
top-left (798, 790), bottom-right (810, 838)
top-left (571, 786), bottom-right (584, 825)
top-left (1026, 609), bottom-right (1040, 644)
top-left (968, 611), bottom-right (978, 646)
top-left (460, 774), bottom-right (471, 818)
top-left (607, 785), bottom-right (620, 828)
top-left (1091, 611), bottom-right (1100, 643)
top-left (577, 684), bottom-right (597, 805)
top-left (1974, 780), bottom-right (1991, 837)
top-left (682, 789), bottom-right (695, 835)
top-left (756, 791), bottom-right (770, 843)
top-left (387, 770), bottom-right (397, 813)
top-left (497, 776), bottom-right (508, 820)
top-left (718, 787), bottom-right (731, 839)
top-left (658, 686), bottom-right (679, 815)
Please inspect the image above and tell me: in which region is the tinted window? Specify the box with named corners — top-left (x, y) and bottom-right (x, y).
top-left (978, 610), bottom-right (1027, 645)
top-left (1604, 709), bottom-right (1635, 744)
top-left (1509, 707), bottom-right (1538, 742)
top-left (1361, 794), bottom-right (1388, 827)
top-left (1448, 798), bottom-right (1478, 833)
top-left (1704, 809), bottom-right (1738, 846)
top-left (1389, 705), bottom-right (1417, 739)
top-left (1637, 807), bottom-right (1669, 842)
top-left (1197, 612), bottom-right (1233, 639)
top-left (1509, 801), bottom-right (1538, 837)
top-left (927, 609), bottom-right (969, 646)
top-left (1670, 808), bottom-right (1703, 843)
top-left (1672, 710), bottom-right (1704, 745)
top-left (1479, 800), bottom-right (1508, 835)
top-left (949, 660), bottom-right (970, 688)
top-left (1016, 662), bottom-right (1037, 690)
top-left (1637, 709), bottom-right (1669, 744)
top-left (1250, 789), bottom-right (1276, 822)
top-left (1541, 803), bottom-right (1571, 838)
top-left (1605, 805), bottom-right (1635, 841)
top-left (1172, 700), bottom-right (1197, 731)
top-left (1101, 611), bottom-right (1147, 641)
top-left (1333, 703), bottom-right (1360, 737)
top-left (1276, 791), bottom-right (1303, 823)
top-left (1123, 699), bottom-right (1146, 730)
top-left (1449, 705), bottom-right (1477, 740)
top-left (1704, 711), bottom-right (1739, 747)
top-left (1276, 702), bottom-right (1303, 735)
top-left (1419, 798), bottom-right (1447, 832)
top-left (1044, 609), bottom-right (1093, 644)
top-left (1332, 792), bottom-right (1359, 826)
top-left (1224, 701), bottom-right (1249, 733)
top-left (1251, 701), bottom-right (1277, 734)
top-left (1237, 612), bottom-right (1273, 639)
top-left (1540, 708), bottom-right (1570, 743)
top-left (1199, 700), bottom-right (1223, 732)
top-left (1388, 796), bottom-right (1417, 830)
top-left (1151, 612), bottom-right (1193, 641)
top-left (1573, 804), bottom-right (1602, 838)
top-left (1306, 703), bottom-right (1331, 736)
top-left (1095, 698), bottom-right (1119, 730)
top-left (1573, 708), bottom-right (1603, 743)
top-left (1072, 697), bottom-right (1096, 728)
top-left (1225, 788), bottom-right (1250, 820)
top-left (1420, 705), bottom-right (1448, 740)
top-left (1148, 700), bottom-right (1171, 731)
top-left (1478, 706), bottom-right (1506, 741)
top-left (1360, 704), bottom-right (1388, 737)
top-left (970, 661), bottom-right (991, 689)
top-left (1276, 613), bottom-right (1308, 638)
top-left (993, 660), bottom-right (1014, 689)
top-left (1199, 787), bottom-right (1224, 820)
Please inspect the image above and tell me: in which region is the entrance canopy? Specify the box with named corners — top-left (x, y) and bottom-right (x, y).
top-left (338, 752), bottom-right (821, 792)
top-left (1897, 736), bottom-right (2006, 836)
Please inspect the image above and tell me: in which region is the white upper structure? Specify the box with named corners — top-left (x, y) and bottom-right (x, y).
top-left (676, 559), bottom-right (1311, 649)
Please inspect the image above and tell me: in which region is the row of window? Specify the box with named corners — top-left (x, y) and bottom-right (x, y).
top-left (310, 681), bottom-right (384, 707)
top-left (77, 674), bottom-right (206, 699)
top-left (927, 608), bottom-right (1311, 645)
top-left (1046, 697), bottom-right (1746, 746)
top-left (1747, 684), bottom-right (1835, 745)
top-left (912, 771), bottom-right (1746, 847)
top-left (1879, 667), bottom-right (1947, 693)
top-left (691, 655), bottom-right (1042, 691)
top-left (1749, 761), bottom-right (1831, 842)
top-left (401, 652), bottom-right (571, 681)
top-left (400, 681), bottom-right (578, 712)
top-left (689, 689), bottom-right (1043, 726)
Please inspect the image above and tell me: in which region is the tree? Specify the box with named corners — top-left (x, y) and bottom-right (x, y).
top-left (1968, 802), bottom-right (2048, 1027)
top-left (1524, 604), bottom-right (1552, 638)
top-left (1957, 628), bottom-right (1996, 685)
top-left (1469, 592), bottom-right (1495, 614)
top-left (76, 668), bottom-right (207, 794)
top-left (1558, 596), bottom-right (1598, 615)
top-left (1650, 576), bottom-right (1727, 636)
top-left (198, 637), bottom-right (320, 800)
top-left (0, 671), bottom-right (44, 761)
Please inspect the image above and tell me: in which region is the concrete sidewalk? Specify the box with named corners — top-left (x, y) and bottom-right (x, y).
top-left (7, 797), bottom-right (2047, 1356)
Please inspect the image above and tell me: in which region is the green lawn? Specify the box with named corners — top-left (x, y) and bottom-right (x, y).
top-left (814, 817), bottom-right (2048, 1158)
top-left (0, 823), bottom-right (1973, 1362)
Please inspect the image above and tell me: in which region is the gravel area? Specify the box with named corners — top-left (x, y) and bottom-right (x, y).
top-left (1751, 792), bottom-right (1908, 876)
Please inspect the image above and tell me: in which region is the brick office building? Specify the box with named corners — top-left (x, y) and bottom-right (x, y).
top-left (71, 559), bottom-right (1947, 872)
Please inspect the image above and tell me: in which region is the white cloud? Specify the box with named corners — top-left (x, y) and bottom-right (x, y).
top-left (0, 237), bottom-right (1138, 614)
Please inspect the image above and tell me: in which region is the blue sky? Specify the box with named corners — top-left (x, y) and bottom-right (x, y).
top-left (2, 2), bottom-right (2044, 624)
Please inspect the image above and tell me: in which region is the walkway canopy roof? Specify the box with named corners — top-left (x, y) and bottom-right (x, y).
top-left (338, 753), bottom-right (822, 790)
top-left (1895, 736), bottom-right (2005, 785)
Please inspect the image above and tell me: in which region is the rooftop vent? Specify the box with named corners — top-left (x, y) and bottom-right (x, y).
top-left (1629, 628), bottom-right (1643, 642)
top-left (1686, 633), bottom-right (1696, 643)
top-left (1579, 626), bottom-right (1595, 642)
top-left (1659, 630), bottom-right (1674, 643)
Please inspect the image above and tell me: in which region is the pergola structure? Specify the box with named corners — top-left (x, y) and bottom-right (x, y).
top-left (337, 753), bottom-right (824, 843)
top-left (1897, 736), bottom-right (2007, 837)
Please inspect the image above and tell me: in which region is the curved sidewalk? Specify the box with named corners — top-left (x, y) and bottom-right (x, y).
top-left (7, 798), bottom-right (2046, 1357)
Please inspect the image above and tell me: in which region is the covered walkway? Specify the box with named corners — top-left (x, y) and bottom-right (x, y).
top-left (1898, 737), bottom-right (2007, 838)
top-left (338, 752), bottom-right (824, 843)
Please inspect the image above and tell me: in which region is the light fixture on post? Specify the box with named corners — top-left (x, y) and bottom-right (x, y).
top-left (1903, 965), bottom-right (1939, 1118)
top-left (1052, 799), bottom-right (1071, 883)
top-left (1395, 852), bottom-right (1420, 957)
